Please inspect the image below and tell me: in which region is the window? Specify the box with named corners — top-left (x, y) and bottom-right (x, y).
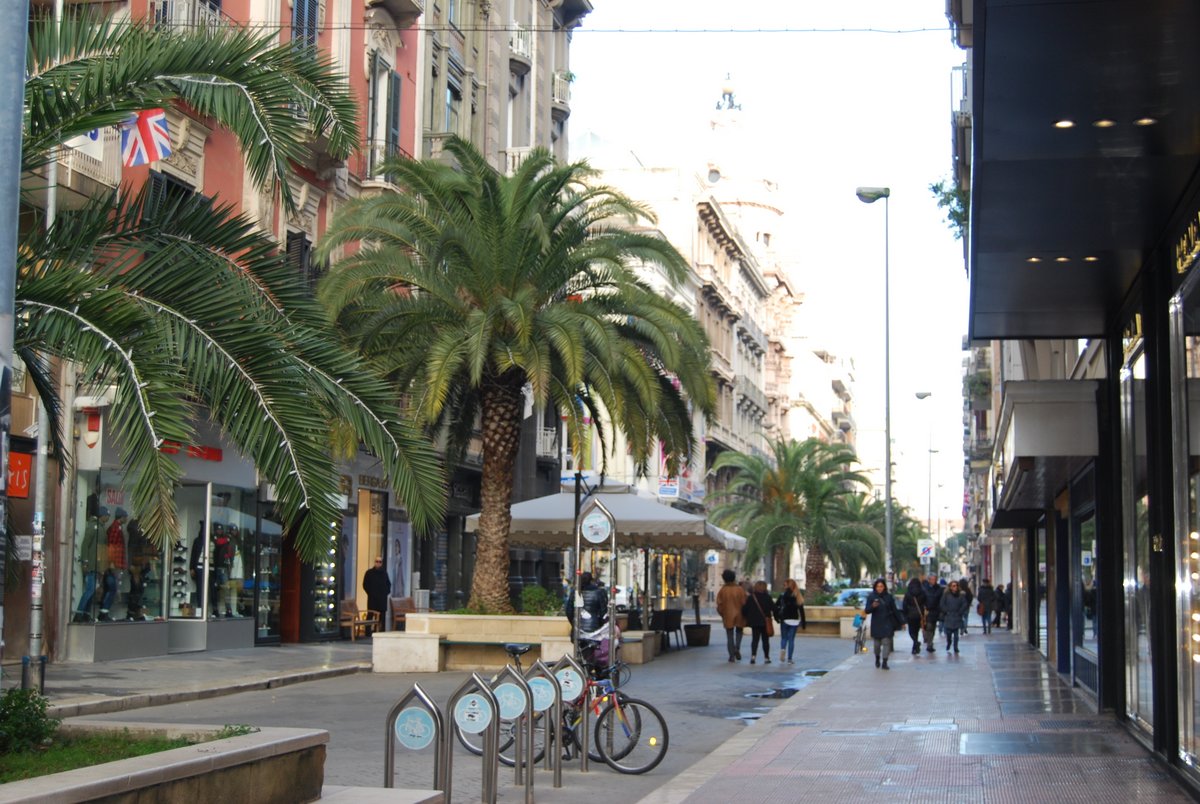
top-left (286, 230), bottom-right (321, 290)
top-left (367, 51), bottom-right (402, 178)
top-left (292, 0), bottom-right (319, 53)
top-left (445, 85), bottom-right (461, 135)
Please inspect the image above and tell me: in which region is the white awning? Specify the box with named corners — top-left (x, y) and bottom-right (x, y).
top-left (704, 523), bottom-right (748, 553)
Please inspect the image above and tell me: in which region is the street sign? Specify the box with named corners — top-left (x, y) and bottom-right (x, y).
top-left (704, 550), bottom-right (719, 565)
top-left (920, 556), bottom-right (931, 565)
top-left (917, 539), bottom-right (935, 559)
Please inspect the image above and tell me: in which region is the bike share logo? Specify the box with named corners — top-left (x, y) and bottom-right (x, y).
top-left (555, 668), bottom-right (584, 702)
top-left (528, 677), bottom-right (555, 712)
top-left (454, 693), bottom-right (494, 735)
top-left (394, 707), bottom-right (435, 751)
top-left (493, 683), bottom-right (527, 720)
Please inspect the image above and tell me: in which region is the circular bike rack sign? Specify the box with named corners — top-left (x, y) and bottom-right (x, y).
top-left (394, 706), bottom-right (436, 751)
top-left (453, 692), bottom-right (494, 735)
top-left (493, 681), bottom-right (528, 720)
top-left (527, 677), bottom-right (555, 712)
top-left (555, 667), bottom-right (584, 702)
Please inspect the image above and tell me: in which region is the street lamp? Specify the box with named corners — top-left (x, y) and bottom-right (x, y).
top-left (857, 186), bottom-right (892, 579)
top-left (915, 391), bottom-right (933, 542)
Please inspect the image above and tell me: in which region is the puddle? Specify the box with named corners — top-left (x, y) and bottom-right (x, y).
top-left (745, 688), bottom-right (800, 699)
top-left (804, 669), bottom-right (828, 677)
top-left (725, 710), bottom-right (767, 724)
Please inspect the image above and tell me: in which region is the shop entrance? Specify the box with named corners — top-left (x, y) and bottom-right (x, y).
top-left (353, 489), bottom-right (388, 611)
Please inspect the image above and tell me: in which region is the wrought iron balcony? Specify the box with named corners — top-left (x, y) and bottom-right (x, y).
top-left (148, 0), bottom-right (233, 30)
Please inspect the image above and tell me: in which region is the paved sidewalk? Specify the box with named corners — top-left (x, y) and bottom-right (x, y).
top-left (642, 632), bottom-right (1192, 803)
top-left (5, 642), bottom-right (373, 718)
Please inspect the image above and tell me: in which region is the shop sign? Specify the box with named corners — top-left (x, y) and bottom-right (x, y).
top-left (358, 474), bottom-right (387, 490)
top-left (7, 452), bottom-right (30, 499)
top-left (159, 440), bottom-right (223, 461)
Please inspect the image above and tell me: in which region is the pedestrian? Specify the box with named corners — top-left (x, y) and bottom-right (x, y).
top-left (775, 578), bottom-right (803, 664)
top-left (976, 578), bottom-right (996, 634)
top-left (940, 579), bottom-right (970, 654)
top-left (742, 580), bottom-right (777, 664)
top-left (362, 556), bottom-right (392, 630)
top-left (994, 583), bottom-right (1008, 628)
top-left (921, 574), bottom-right (943, 653)
top-left (716, 569), bottom-right (747, 662)
top-left (901, 576), bottom-right (927, 655)
top-left (959, 578), bottom-right (974, 635)
top-left (864, 578), bottom-right (902, 670)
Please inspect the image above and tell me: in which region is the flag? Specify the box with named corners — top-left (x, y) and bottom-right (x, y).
top-left (120, 109), bottom-right (171, 167)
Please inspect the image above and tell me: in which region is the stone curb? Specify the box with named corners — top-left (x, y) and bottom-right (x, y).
top-left (635, 651), bottom-right (857, 804)
top-left (46, 661), bottom-right (372, 719)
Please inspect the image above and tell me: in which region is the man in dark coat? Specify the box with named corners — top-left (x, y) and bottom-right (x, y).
top-left (921, 574), bottom-right (943, 653)
top-left (565, 571), bottom-right (609, 635)
top-left (362, 556), bottom-right (392, 630)
top-left (977, 579), bottom-right (996, 634)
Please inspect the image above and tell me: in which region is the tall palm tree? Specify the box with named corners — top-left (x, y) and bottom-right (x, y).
top-left (318, 136), bottom-right (715, 611)
top-left (826, 494), bottom-right (886, 580)
top-left (20, 13), bottom-right (446, 559)
top-left (708, 438), bottom-right (871, 593)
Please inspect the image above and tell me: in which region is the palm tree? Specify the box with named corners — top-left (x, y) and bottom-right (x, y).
top-left (19, 13), bottom-right (446, 559)
top-left (317, 136), bottom-right (715, 611)
top-left (826, 493), bottom-right (886, 580)
top-left (708, 438), bottom-right (871, 593)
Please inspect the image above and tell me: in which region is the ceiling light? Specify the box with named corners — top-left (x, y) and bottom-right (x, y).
top-left (1092, 119), bottom-right (1116, 128)
top-left (1053, 119), bottom-right (1076, 129)
top-left (1055, 257), bottom-right (1070, 263)
top-left (1026, 257), bottom-right (1041, 264)
top-left (1084, 256), bottom-right (1099, 262)
top-left (1134, 117), bottom-right (1158, 127)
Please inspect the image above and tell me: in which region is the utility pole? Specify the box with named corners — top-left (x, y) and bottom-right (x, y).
top-left (0, 0), bottom-right (33, 667)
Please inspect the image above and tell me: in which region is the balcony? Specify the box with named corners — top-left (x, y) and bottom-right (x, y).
top-left (832, 410), bottom-right (855, 433)
top-left (365, 0), bottom-right (423, 28)
top-left (504, 146), bottom-right (532, 176)
top-left (735, 375), bottom-right (768, 416)
top-left (25, 127), bottom-right (122, 209)
top-left (422, 132), bottom-right (454, 162)
top-left (148, 0), bottom-right (234, 30)
top-left (535, 427), bottom-right (558, 460)
top-left (551, 71), bottom-right (572, 121)
top-left (509, 25), bottom-right (532, 76)
top-left (361, 139), bottom-right (412, 194)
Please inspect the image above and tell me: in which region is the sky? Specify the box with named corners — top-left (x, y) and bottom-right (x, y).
top-left (567, 1), bottom-right (971, 538)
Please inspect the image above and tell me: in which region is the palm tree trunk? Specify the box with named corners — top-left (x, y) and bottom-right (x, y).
top-left (469, 370), bottom-right (525, 613)
top-left (804, 544), bottom-right (826, 597)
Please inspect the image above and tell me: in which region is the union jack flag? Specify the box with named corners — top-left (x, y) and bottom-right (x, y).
top-left (120, 108), bottom-right (172, 167)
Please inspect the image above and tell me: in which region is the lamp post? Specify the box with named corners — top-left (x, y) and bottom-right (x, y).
top-left (857, 186), bottom-right (891, 579)
top-left (915, 391), bottom-right (933, 547)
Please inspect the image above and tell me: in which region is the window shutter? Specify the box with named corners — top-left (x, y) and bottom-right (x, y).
top-left (292, 0), bottom-right (317, 51)
top-left (286, 231), bottom-right (314, 289)
top-left (367, 50), bottom-right (380, 172)
top-left (386, 71), bottom-right (401, 159)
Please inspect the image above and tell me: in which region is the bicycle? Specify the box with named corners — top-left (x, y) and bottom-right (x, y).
top-left (853, 615), bottom-right (868, 655)
top-left (454, 642), bottom-right (668, 774)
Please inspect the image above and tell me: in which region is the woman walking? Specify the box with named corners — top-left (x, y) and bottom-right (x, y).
top-left (776, 579), bottom-right (803, 664)
top-left (864, 578), bottom-right (902, 670)
top-left (940, 579), bottom-right (970, 654)
top-left (742, 581), bottom-right (777, 665)
top-left (976, 578), bottom-right (996, 634)
top-left (901, 577), bottom-right (927, 655)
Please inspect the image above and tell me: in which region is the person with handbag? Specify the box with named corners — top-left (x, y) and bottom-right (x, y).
top-left (775, 579), bottom-right (803, 664)
top-left (976, 578), bottom-right (996, 634)
top-left (741, 580), bottom-right (777, 665)
top-left (901, 577), bottom-right (927, 655)
top-left (864, 578), bottom-right (903, 670)
top-left (940, 579), bottom-right (970, 654)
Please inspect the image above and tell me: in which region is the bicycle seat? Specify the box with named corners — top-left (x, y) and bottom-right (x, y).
top-left (504, 643), bottom-right (533, 658)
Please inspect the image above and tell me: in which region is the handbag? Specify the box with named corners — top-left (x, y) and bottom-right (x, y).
top-left (752, 594), bottom-right (774, 637)
top-left (976, 602), bottom-right (984, 616)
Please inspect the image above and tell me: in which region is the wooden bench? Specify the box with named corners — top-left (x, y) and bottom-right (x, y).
top-left (339, 599), bottom-right (381, 641)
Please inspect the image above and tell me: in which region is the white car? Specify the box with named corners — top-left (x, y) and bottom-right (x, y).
top-left (833, 588), bottom-right (875, 608)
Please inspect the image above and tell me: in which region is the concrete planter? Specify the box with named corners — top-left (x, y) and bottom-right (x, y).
top-left (0, 722), bottom-right (327, 803)
top-left (683, 623), bottom-right (711, 647)
top-left (375, 613), bottom-right (571, 672)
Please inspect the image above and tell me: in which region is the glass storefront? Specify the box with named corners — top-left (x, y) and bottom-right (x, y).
top-left (1171, 280), bottom-right (1200, 766)
top-left (1122, 346), bottom-right (1154, 732)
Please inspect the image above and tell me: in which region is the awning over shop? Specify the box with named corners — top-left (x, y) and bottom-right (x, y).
top-left (705, 522), bottom-right (748, 553)
top-left (464, 484), bottom-right (723, 550)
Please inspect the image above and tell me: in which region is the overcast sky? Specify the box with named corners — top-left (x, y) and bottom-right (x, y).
top-left (568, 1), bottom-right (971, 536)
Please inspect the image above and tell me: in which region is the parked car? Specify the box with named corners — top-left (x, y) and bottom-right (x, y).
top-left (833, 588), bottom-right (874, 608)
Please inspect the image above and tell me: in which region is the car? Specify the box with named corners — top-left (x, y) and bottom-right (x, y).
top-left (833, 588), bottom-right (874, 608)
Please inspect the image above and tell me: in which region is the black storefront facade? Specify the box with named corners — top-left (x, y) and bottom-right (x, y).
top-left (963, 0), bottom-right (1200, 789)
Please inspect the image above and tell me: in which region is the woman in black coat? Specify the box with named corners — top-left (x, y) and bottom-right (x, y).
top-left (864, 578), bottom-right (902, 670)
top-left (741, 580), bottom-right (777, 665)
top-left (901, 577), bottom-right (927, 655)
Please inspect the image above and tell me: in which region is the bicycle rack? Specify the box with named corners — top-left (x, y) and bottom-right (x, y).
top-left (525, 659), bottom-right (563, 788)
top-left (551, 653), bottom-right (591, 773)
top-left (383, 683), bottom-right (444, 792)
top-left (491, 664), bottom-right (534, 803)
top-left (445, 673), bottom-right (500, 803)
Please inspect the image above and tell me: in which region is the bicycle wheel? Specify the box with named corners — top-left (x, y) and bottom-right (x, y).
top-left (455, 717), bottom-right (547, 768)
top-left (593, 697), bottom-right (668, 774)
top-left (558, 704), bottom-right (605, 763)
top-left (612, 661), bottom-right (632, 688)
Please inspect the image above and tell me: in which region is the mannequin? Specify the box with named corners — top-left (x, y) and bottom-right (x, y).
top-left (189, 521), bottom-right (207, 613)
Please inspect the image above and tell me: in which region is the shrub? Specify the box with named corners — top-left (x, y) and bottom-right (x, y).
top-left (810, 591), bottom-right (836, 606)
top-left (520, 585), bottom-right (562, 616)
top-left (0, 689), bottom-right (59, 754)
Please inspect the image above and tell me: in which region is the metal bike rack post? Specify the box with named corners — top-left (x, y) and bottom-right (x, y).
top-left (551, 653), bottom-right (591, 772)
top-left (383, 683), bottom-right (444, 791)
top-left (525, 659), bottom-right (563, 788)
top-left (490, 664), bottom-right (534, 803)
top-left (445, 673), bottom-right (500, 803)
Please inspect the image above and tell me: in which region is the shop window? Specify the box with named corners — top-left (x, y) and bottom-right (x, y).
top-left (1121, 345), bottom-right (1153, 730)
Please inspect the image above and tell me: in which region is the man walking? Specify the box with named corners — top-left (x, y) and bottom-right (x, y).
top-left (716, 569), bottom-right (747, 662)
top-left (922, 573), bottom-right (943, 653)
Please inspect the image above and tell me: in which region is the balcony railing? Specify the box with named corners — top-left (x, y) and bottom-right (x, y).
top-left (510, 25), bottom-right (532, 61)
top-left (535, 427), bottom-right (558, 459)
top-left (148, 0), bottom-right (234, 30)
top-left (552, 72), bottom-right (571, 106)
top-left (58, 127), bottom-right (121, 188)
top-left (505, 146), bottom-right (532, 176)
top-left (365, 138), bottom-right (413, 184)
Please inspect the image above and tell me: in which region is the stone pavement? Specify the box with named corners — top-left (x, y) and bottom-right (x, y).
top-left (642, 631), bottom-right (1193, 803)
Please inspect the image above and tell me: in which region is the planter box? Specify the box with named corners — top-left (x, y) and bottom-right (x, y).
top-left (0, 722), bottom-right (327, 803)
top-left (376, 614), bottom-right (573, 672)
top-left (683, 623), bottom-right (711, 647)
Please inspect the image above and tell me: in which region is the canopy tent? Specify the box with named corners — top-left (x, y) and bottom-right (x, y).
top-left (705, 523), bottom-right (748, 553)
top-left (464, 484), bottom-right (725, 551)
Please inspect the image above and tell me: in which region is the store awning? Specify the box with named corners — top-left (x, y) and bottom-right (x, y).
top-left (464, 485), bottom-right (723, 550)
top-left (705, 523), bottom-right (748, 553)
